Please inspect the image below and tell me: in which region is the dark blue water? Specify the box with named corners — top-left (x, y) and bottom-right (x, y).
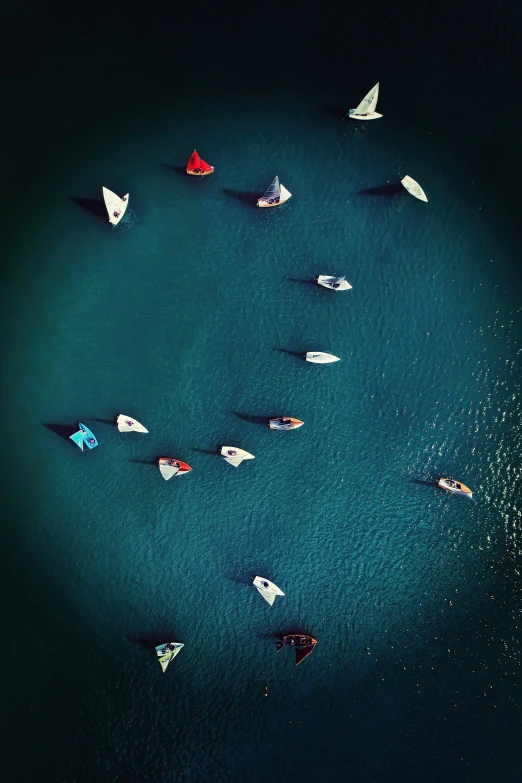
top-left (2, 4), bottom-right (522, 781)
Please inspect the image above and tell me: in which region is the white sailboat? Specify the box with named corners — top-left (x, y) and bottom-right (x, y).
top-left (253, 576), bottom-right (285, 606)
top-left (102, 187), bottom-right (129, 225)
top-left (257, 176), bottom-right (292, 207)
top-left (305, 352), bottom-right (340, 364)
top-left (401, 176), bottom-right (428, 202)
top-left (347, 83), bottom-right (382, 120)
top-left (158, 458), bottom-right (192, 480)
top-left (316, 275), bottom-right (352, 291)
top-left (155, 642), bottom-right (184, 673)
top-left (117, 414), bottom-right (148, 433)
top-left (220, 446), bottom-right (255, 467)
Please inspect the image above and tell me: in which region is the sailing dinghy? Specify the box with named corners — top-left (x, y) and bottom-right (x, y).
top-left (253, 576), bottom-right (285, 606)
top-left (70, 423), bottom-right (98, 450)
top-left (269, 417), bottom-right (304, 430)
top-left (347, 83), bottom-right (382, 120)
top-left (276, 634), bottom-right (318, 665)
top-left (117, 415), bottom-right (148, 433)
top-left (102, 187), bottom-right (129, 225)
top-left (158, 458), bottom-right (192, 480)
top-left (305, 352), bottom-right (340, 364)
top-left (155, 642), bottom-right (184, 673)
top-left (401, 176), bottom-right (428, 202)
top-left (438, 477), bottom-right (472, 498)
top-left (257, 176), bottom-right (292, 208)
top-left (221, 446), bottom-right (255, 467)
top-left (316, 275), bottom-right (352, 291)
top-left (186, 149), bottom-right (214, 176)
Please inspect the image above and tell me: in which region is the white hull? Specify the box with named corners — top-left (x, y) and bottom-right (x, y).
top-left (401, 176), bottom-right (428, 202)
top-left (102, 187), bottom-right (129, 225)
top-left (316, 275), bottom-right (352, 291)
top-left (117, 414), bottom-right (148, 433)
top-left (221, 446), bottom-right (255, 467)
top-left (305, 352), bottom-right (340, 364)
top-left (349, 111), bottom-right (383, 120)
top-left (253, 576), bottom-right (285, 606)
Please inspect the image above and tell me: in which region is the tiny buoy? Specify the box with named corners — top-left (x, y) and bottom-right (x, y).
top-left (265, 685), bottom-right (268, 698)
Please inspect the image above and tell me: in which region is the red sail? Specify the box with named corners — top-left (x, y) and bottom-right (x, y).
top-left (186, 149), bottom-right (213, 173)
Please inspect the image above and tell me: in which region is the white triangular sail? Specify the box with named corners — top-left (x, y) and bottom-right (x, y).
top-left (316, 275), bottom-right (353, 291)
top-left (253, 576), bottom-right (285, 606)
top-left (401, 175), bottom-right (428, 202)
top-left (117, 414), bottom-right (148, 433)
top-left (279, 184), bottom-right (292, 203)
top-left (264, 176), bottom-right (280, 202)
top-left (355, 83), bottom-right (379, 114)
top-left (102, 187), bottom-right (129, 225)
top-left (159, 460), bottom-right (181, 480)
top-left (221, 446), bottom-right (255, 467)
top-left (155, 642), bottom-right (184, 673)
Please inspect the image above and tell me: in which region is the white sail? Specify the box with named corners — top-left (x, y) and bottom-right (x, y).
top-left (253, 576), bottom-right (285, 606)
top-left (316, 275), bottom-right (353, 291)
top-left (159, 460), bottom-right (180, 480)
top-left (102, 187), bottom-right (129, 225)
top-left (279, 184), bottom-right (292, 203)
top-left (117, 414), bottom-right (148, 433)
top-left (263, 176), bottom-right (280, 201)
top-left (305, 352), bottom-right (341, 364)
top-left (401, 175), bottom-right (428, 202)
top-left (156, 642), bottom-right (184, 673)
top-left (221, 446), bottom-right (255, 467)
top-left (355, 83), bottom-right (379, 114)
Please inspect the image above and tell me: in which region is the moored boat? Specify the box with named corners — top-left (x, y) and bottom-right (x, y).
top-left (438, 477), bottom-right (472, 498)
top-left (155, 641), bottom-right (184, 673)
top-left (401, 175), bottom-right (428, 202)
top-left (305, 352), bottom-right (340, 364)
top-left (276, 634), bottom-right (318, 665)
top-left (158, 458), bottom-right (192, 480)
top-left (70, 423), bottom-right (98, 450)
top-left (253, 576), bottom-right (285, 606)
top-left (117, 414), bottom-right (148, 433)
top-left (186, 149), bottom-right (214, 176)
top-left (269, 417), bottom-right (304, 430)
top-left (102, 187), bottom-right (129, 225)
top-left (347, 82), bottom-right (382, 120)
top-left (220, 446), bottom-right (255, 467)
top-left (257, 176), bottom-right (292, 207)
top-left (316, 275), bottom-right (352, 291)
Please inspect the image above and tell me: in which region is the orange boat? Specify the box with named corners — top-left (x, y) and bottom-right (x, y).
top-left (437, 477), bottom-right (472, 498)
top-left (277, 635), bottom-right (317, 665)
top-left (158, 458), bottom-right (192, 480)
top-left (186, 149), bottom-right (214, 176)
top-left (269, 417), bottom-right (304, 431)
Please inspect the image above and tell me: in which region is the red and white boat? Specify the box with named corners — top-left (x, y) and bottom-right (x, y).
top-left (186, 149), bottom-right (214, 176)
top-left (158, 458), bottom-right (192, 480)
top-left (437, 477), bottom-right (472, 498)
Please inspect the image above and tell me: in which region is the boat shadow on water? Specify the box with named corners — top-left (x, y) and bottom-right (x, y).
top-left (277, 348), bottom-right (304, 360)
top-left (357, 181), bottom-right (403, 197)
top-left (222, 188), bottom-right (259, 205)
top-left (128, 634), bottom-right (176, 651)
top-left (410, 478), bottom-right (437, 487)
top-left (70, 196), bottom-right (107, 220)
top-left (233, 412), bottom-right (270, 426)
top-left (43, 422), bottom-right (78, 441)
top-left (91, 417), bottom-right (116, 425)
top-left (129, 458), bottom-right (157, 465)
top-left (192, 448), bottom-right (217, 456)
top-left (323, 104), bottom-right (348, 120)
top-left (287, 277), bottom-right (316, 285)
top-left (160, 163), bottom-right (187, 175)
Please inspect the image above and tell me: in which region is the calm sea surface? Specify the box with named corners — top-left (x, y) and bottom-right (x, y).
top-left (1, 4), bottom-right (522, 781)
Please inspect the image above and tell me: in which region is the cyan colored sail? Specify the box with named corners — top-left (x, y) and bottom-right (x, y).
top-left (70, 430), bottom-right (85, 450)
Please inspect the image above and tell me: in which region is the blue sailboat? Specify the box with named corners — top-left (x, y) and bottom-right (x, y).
top-left (70, 423), bottom-right (98, 451)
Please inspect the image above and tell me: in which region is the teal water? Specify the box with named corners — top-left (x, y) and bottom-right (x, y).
top-left (2, 6), bottom-right (522, 782)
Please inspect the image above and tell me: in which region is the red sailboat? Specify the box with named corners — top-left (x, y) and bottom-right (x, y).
top-left (186, 149), bottom-right (214, 176)
top-left (276, 634), bottom-right (318, 665)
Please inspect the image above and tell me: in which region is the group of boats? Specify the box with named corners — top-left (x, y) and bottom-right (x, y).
top-left (74, 83), bottom-right (473, 676)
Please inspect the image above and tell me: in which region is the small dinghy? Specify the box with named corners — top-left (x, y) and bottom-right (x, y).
top-left (102, 187), bottom-right (129, 225)
top-left (257, 176), bottom-right (292, 208)
top-left (347, 83), bottom-right (382, 120)
top-left (316, 275), bottom-right (352, 291)
top-left (276, 634), bottom-right (317, 665)
top-left (158, 458), bottom-right (192, 480)
top-left (305, 352), bottom-right (340, 364)
top-left (155, 642), bottom-right (184, 673)
top-left (70, 423), bottom-right (98, 450)
top-left (186, 149), bottom-right (214, 176)
top-left (438, 477), bottom-right (472, 498)
top-left (253, 576), bottom-right (285, 606)
top-left (401, 175), bottom-right (428, 202)
top-left (220, 446), bottom-right (255, 467)
top-left (117, 415), bottom-right (148, 433)
top-left (269, 417), bottom-right (304, 430)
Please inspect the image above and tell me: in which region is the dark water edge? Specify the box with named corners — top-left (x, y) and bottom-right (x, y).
top-left (1, 4), bottom-right (522, 782)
